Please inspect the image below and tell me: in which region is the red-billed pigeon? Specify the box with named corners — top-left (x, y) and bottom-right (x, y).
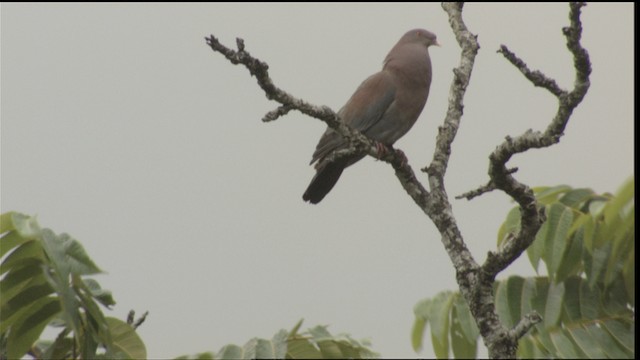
top-left (303, 29), bottom-right (439, 204)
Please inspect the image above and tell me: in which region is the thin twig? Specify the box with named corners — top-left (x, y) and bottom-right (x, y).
top-left (509, 311), bottom-right (543, 340)
top-left (456, 168), bottom-right (518, 200)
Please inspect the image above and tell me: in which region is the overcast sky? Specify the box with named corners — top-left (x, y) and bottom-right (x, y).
top-left (1, 3), bottom-right (633, 359)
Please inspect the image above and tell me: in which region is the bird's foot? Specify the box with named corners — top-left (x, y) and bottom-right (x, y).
top-left (374, 142), bottom-right (407, 168)
top-left (374, 141), bottom-right (390, 159)
top-left (395, 149), bottom-right (408, 168)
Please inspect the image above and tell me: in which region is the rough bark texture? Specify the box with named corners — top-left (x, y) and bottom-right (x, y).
top-left (205, 2), bottom-right (590, 358)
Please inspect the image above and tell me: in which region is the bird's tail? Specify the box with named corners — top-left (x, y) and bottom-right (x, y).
top-left (302, 161), bottom-right (346, 204)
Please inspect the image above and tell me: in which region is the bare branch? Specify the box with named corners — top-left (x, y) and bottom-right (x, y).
top-left (133, 311), bottom-right (149, 330)
top-left (458, 181), bottom-right (497, 200)
top-left (509, 311), bottom-right (542, 340)
top-left (481, 2), bottom-right (591, 279)
top-left (205, 35), bottom-right (335, 122)
top-left (456, 168), bottom-right (518, 200)
top-left (126, 309), bottom-right (149, 330)
top-left (423, 2), bottom-right (480, 275)
top-left (434, 5), bottom-right (519, 358)
top-left (205, 34), bottom-right (430, 208)
top-left (428, 3), bottom-right (480, 185)
top-left (262, 105), bottom-right (293, 122)
top-left (498, 45), bottom-right (566, 97)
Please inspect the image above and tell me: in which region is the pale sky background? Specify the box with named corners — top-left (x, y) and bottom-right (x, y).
top-left (1, 3), bottom-right (633, 359)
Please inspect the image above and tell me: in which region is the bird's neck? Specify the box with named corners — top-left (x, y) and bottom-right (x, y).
top-left (383, 45), bottom-right (432, 87)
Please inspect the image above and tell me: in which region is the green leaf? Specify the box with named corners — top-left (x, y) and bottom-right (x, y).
top-left (84, 278), bottom-right (116, 308)
top-left (105, 317), bottom-right (147, 359)
top-left (0, 263), bottom-right (46, 309)
top-left (6, 297), bottom-right (61, 360)
top-left (0, 211), bottom-right (17, 233)
top-left (1, 282), bottom-right (55, 328)
top-left (554, 224), bottom-right (584, 282)
top-left (581, 215), bottom-right (596, 254)
top-left (602, 278), bottom-right (629, 317)
top-left (566, 325), bottom-right (607, 358)
top-left (497, 207), bottom-right (521, 247)
top-left (308, 324), bottom-right (332, 341)
top-left (429, 291), bottom-right (454, 359)
top-left (217, 344), bottom-right (244, 359)
top-left (450, 300), bottom-right (476, 359)
top-left (174, 352), bottom-right (215, 360)
top-left (543, 281), bottom-right (564, 329)
top-left (603, 178), bottom-right (633, 228)
top-left (533, 329), bottom-right (556, 356)
top-left (549, 329), bottom-right (580, 358)
top-left (452, 295), bottom-right (478, 343)
top-left (542, 203), bottom-right (574, 281)
top-left (559, 188), bottom-right (595, 208)
top-left (534, 185), bottom-right (572, 205)
top-left (560, 277), bottom-right (582, 323)
top-left (40, 328), bottom-right (74, 360)
top-left (604, 206), bottom-right (633, 288)
top-left (76, 276), bottom-right (112, 354)
top-left (2, 212), bottom-right (42, 240)
top-left (411, 317), bottom-right (427, 353)
top-left (585, 322), bottom-right (631, 359)
top-left (259, 329), bottom-right (287, 359)
top-left (519, 277), bottom-right (538, 320)
top-left (1, 232), bottom-right (29, 259)
top-left (288, 318), bottom-right (304, 337)
top-left (411, 298), bottom-right (432, 352)
top-left (413, 298), bottom-right (432, 320)
top-left (41, 230), bottom-right (102, 276)
top-left (286, 338), bottom-right (323, 359)
top-left (529, 278), bottom-right (549, 332)
top-left (494, 280), bottom-right (512, 327)
top-left (622, 248), bottom-right (634, 305)
top-left (602, 319), bottom-right (634, 354)
top-left (528, 219), bottom-right (547, 273)
top-left (506, 276), bottom-right (524, 327)
top-left (316, 338), bottom-right (344, 359)
top-left (578, 279), bottom-right (600, 320)
top-left (1, 240), bottom-right (45, 275)
top-left (516, 336), bottom-right (537, 359)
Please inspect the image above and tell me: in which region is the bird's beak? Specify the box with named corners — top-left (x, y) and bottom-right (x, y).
top-left (434, 40), bottom-right (442, 47)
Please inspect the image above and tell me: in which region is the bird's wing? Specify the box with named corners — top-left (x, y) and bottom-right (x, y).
top-left (343, 71), bottom-right (397, 132)
top-left (309, 71), bottom-right (396, 164)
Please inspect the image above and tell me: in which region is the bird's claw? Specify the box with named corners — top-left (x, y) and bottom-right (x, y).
top-left (374, 141), bottom-right (390, 159)
top-left (395, 149), bottom-right (408, 168)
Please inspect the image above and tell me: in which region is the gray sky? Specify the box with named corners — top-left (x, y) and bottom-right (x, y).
top-left (1, 3), bottom-right (633, 359)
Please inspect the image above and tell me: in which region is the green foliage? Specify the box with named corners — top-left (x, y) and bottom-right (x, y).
top-left (2, 212), bottom-right (377, 359)
top-left (175, 319), bottom-right (379, 359)
top-left (412, 292), bottom-right (478, 359)
top-left (412, 178), bottom-right (635, 359)
top-left (0, 212), bottom-right (146, 359)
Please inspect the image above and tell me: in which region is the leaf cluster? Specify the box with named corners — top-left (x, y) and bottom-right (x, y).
top-left (175, 319), bottom-right (379, 359)
top-left (413, 178), bottom-right (635, 358)
top-left (0, 212), bottom-right (146, 359)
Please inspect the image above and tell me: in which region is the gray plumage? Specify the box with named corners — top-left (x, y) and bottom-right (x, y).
top-left (303, 29), bottom-right (439, 204)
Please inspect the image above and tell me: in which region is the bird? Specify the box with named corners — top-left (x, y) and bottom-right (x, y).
top-left (302, 29), bottom-right (439, 204)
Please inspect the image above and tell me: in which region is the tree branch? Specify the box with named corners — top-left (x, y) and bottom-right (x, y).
top-left (455, 167), bottom-right (518, 200)
top-left (509, 311), bottom-right (542, 340)
top-left (204, 33), bottom-right (430, 209)
top-left (205, 3), bottom-right (590, 358)
top-left (436, 4), bottom-right (522, 358)
top-left (440, 3), bottom-right (590, 358)
top-left (481, 2), bottom-right (591, 279)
